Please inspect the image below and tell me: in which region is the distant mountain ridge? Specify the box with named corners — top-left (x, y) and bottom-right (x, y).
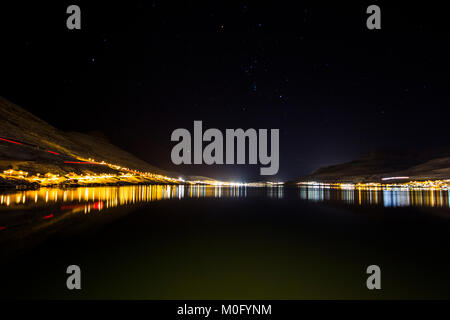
top-left (290, 148), bottom-right (450, 184)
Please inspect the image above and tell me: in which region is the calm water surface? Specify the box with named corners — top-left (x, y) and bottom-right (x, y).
top-left (1, 185), bottom-right (450, 299)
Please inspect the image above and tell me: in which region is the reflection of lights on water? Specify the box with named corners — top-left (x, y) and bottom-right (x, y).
top-left (267, 185), bottom-right (284, 199)
top-left (383, 190), bottom-right (410, 207)
top-left (0, 185), bottom-right (250, 210)
top-left (1, 185), bottom-right (449, 211)
top-left (42, 214), bottom-right (54, 220)
top-left (298, 185), bottom-right (450, 208)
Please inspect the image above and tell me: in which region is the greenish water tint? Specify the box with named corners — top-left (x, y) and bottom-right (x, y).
top-left (1, 185), bottom-right (450, 299)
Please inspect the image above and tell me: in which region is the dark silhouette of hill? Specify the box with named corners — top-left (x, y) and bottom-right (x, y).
top-left (0, 96), bottom-right (179, 184)
top-left (289, 148), bottom-right (450, 184)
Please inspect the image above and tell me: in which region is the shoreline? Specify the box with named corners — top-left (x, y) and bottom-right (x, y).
top-left (295, 180), bottom-right (450, 191)
top-left (0, 180), bottom-right (184, 191)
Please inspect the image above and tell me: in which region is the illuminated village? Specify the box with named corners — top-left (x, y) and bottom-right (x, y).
top-left (2, 162), bottom-right (450, 191)
top-left (0, 157), bottom-right (264, 188)
top-left (298, 180), bottom-right (450, 191)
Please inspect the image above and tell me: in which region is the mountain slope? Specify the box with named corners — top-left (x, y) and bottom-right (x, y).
top-left (290, 149), bottom-right (450, 184)
top-left (0, 96), bottom-right (179, 186)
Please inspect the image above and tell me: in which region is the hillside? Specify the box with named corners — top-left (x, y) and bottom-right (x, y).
top-left (0, 96), bottom-right (184, 187)
top-left (290, 149), bottom-right (450, 184)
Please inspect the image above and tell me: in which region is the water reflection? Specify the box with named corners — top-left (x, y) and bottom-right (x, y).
top-left (1, 185), bottom-right (450, 232)
top-left (1, 185), bottom-right (449, 213)
top-left (299, 186), bottom-right (450, 208)
top-left (0, 185), bottom-right (251, 233)
top-left (0, 185), bottom-right (250, 211)
top-left (267, 185), bottom-right (284, 199)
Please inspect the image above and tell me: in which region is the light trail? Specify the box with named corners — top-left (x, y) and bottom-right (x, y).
top-left (382, 176), bottom-right (410, 181)
top-left (45, 150), bottom-right (61, 155)
top-left (0, 137), bottom-right (23, 145)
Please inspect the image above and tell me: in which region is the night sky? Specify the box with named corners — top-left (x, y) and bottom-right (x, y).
top-left (1, 1), bottom-right (449, 181)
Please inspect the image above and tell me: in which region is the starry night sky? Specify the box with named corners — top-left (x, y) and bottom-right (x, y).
top-left (1, 1), bottom-right (449, 181)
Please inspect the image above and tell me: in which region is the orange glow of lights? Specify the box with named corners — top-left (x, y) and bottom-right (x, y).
top-left (64, 161), bottom-right (98, 164)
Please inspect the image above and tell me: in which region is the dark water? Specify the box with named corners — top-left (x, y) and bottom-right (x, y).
top-left (1, 185), bottom-right (450, 299)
